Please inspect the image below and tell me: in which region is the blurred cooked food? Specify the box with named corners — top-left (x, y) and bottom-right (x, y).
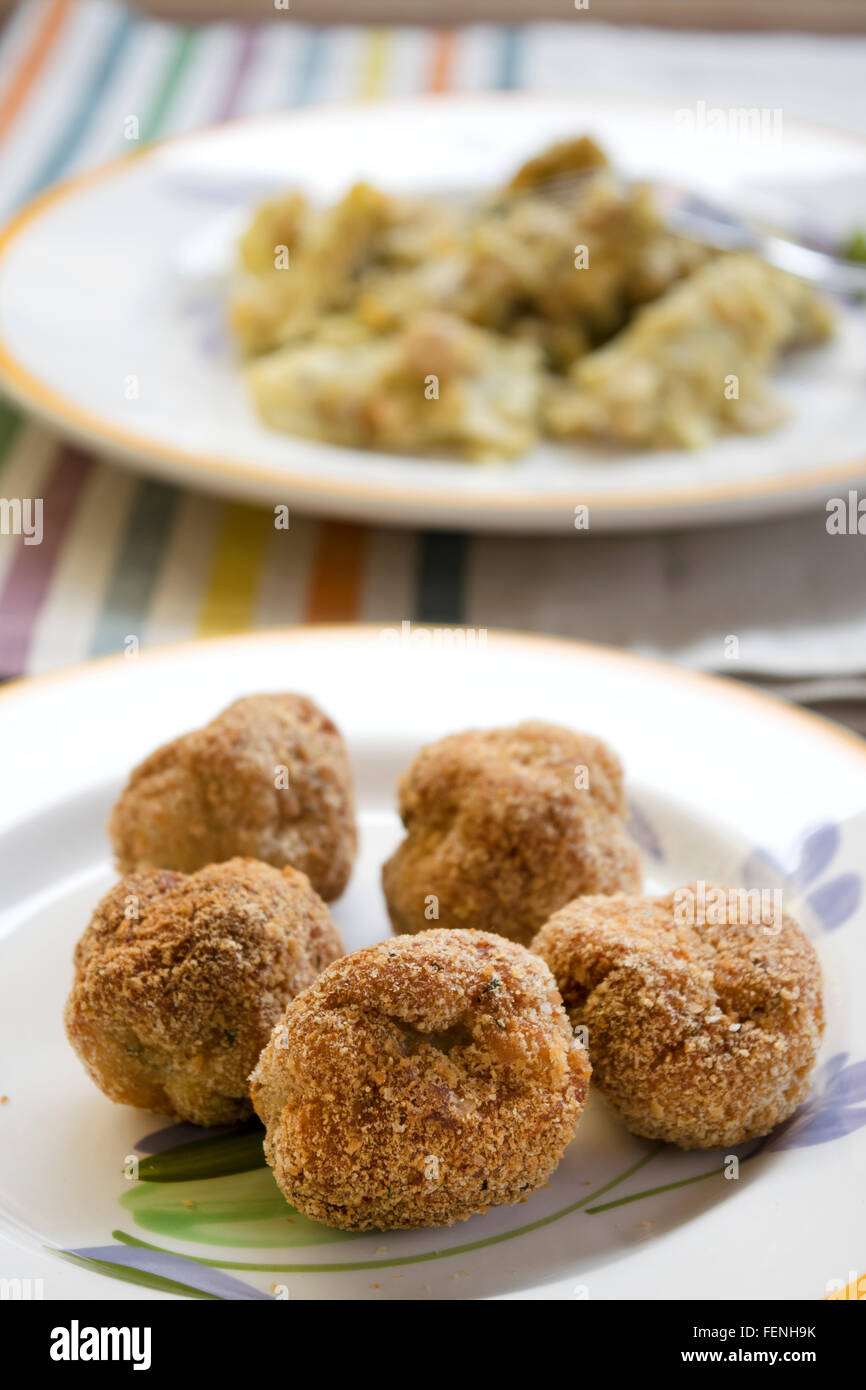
top-left (247, 312), bottom-right (542, 462)
top-left (546, 253), bottom-right (835, 448)
top-left (230, 136), bottom-right (834, 459)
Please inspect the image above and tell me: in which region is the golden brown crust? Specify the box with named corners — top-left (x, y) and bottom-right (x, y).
top-left (65, 858), bottom-right (344, 1126)
top-left (108, 694), bottom-right (356, 901)
top-left (250, 929), bottom-right (591, 1230)
top-left (381, 721), bottom-right (641, 945)
top-left (532, 886), bottom-right (824, 1149)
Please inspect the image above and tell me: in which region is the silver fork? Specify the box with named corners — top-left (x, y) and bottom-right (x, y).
top-left (526, 171), bottom-right (866, 297)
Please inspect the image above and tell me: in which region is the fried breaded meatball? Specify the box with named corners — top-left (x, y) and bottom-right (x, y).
top-left (532, 886), bottom-right (824, 1149)
top-left (109, 694), bottom-right (356, 901)
top-left (382, 721), bottom-right (641, 946)
top-left (250, 929), bottom-right (590, 1230)
top-left (65, 858), bottom-right (344, 1126)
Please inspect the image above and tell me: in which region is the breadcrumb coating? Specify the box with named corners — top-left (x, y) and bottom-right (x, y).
top-left (382, 721), bottom-right (641, 945)
top-left (532, 887), bottom-right (824, 1149)
top-left (109, 693), bottom-right (356, 901)
top-left (65, 858), bottom-right (344, 1126)
top-left (250, 929), bottom-right (591, 1230)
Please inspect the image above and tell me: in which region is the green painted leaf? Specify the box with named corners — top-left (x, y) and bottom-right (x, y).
top-left (136, 1121), bottom-right (266, 1183)
top-left (120, 1167), bottom-right (360, 1247)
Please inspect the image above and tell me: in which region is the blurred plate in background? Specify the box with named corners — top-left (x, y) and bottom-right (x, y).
top-left (0, 94), bottom-right (865, 531)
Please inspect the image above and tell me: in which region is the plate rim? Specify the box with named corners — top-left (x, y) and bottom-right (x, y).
top-left (1, 621), bottom-right (865, 768)
top-left (1, 93), bottom-right (866, 526)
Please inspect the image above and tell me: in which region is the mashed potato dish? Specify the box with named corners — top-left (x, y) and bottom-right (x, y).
top-left (230, 136), bottom-right (834, 459)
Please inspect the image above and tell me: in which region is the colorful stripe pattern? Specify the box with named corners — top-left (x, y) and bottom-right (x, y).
top-left (0, 2), bottom-right (532, 676)
top-left (0, 0), bottom-right (70, 145)
top-left (1, 7), bottom-right (866, 683)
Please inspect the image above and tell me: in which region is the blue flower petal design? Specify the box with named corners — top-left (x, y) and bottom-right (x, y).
top-left (806, 875), bottom-right (861, 932)
top-left (742, 821), bottom-right (860, 935)
top-left (135, 1121), bottom-right (237, 1155)
top-left (626, 802), bottom-right (663, 861)
top-left (824, 1058), bottom-right (866, 1103)
top-left (790, 823), bottom-right (839, 890)
top-left (817, 1052), bottom-right (848, 1088)
top-left (67, 1243), bottom-right (270, 1300)
top-left (771, 1108), bottom-right (866, 1150)
top-left (766, 1053), bottom-right (866, 1151)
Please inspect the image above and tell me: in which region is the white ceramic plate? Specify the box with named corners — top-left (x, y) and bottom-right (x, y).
top-left (0, 95), bottom-right (865, 533)
top-left (1, 626), bottom-right (865, 1301)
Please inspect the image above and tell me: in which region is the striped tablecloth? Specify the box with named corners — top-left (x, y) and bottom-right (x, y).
top-left (1, 1), bottom-right (866, 719)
